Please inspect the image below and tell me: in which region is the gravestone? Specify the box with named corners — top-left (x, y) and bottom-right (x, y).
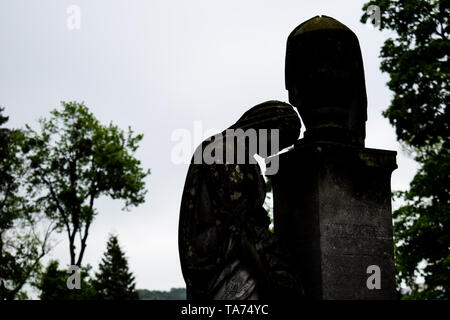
top-left (271, 16), bottom-right (398, 299)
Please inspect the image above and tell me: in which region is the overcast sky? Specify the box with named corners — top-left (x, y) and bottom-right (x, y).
top-left (1, 0), bottom-right (418, 293)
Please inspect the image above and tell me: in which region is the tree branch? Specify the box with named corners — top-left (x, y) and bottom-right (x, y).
top-left (76, 185), bottom-right (96, 267)
top-left (40, 173), bottom-right (76, 265)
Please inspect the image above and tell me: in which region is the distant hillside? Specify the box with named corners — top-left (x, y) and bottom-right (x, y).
top-left (137, 288), bottom-right (186, 300)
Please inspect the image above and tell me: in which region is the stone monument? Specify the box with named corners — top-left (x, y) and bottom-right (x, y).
top-left (179, 14), bottom-right (398, 300)
top-left (271, 15), bottom-right (397, 299)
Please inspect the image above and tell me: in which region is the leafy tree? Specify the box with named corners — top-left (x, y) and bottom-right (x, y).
top-left (137, 288), bottom-right (186, 300)
top-left (38, 260), bottom-right (96, 300)
top-left (92, 234), bottom-right (138, 300)
top-left (0, 107), bottom-right (53, 300)
top-left (361, 0), bottom-right (449, 299)
top-left (22, 101), bottom-right (150, 267)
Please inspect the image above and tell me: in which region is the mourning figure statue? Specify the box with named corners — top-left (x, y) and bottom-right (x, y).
top-left (178, 100), bottom-right (303, 299)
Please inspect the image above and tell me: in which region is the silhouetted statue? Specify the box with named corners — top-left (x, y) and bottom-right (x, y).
top-left (179, 15), bottom-right (396, 301)
top-left (178, 101), bottom-right (303, 300)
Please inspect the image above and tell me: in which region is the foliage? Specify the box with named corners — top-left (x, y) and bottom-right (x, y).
top-left (22, 101), bottom-right (150, 267)
top-left (92, 234), bottom-right (138, 300)
top-left (38, 260), bottom-right (96, 300)
top-left (362, 0), bottom-right (449, 149)
top-left (0, 107), bottom-right (53, 300)
top-left (361, 0), bottom-right (449, 299)
top-left (137, 288), bottom-right (186, 300)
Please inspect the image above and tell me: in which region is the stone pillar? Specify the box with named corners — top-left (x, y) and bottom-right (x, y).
top-left (272, 141), bottom-right (397, 299)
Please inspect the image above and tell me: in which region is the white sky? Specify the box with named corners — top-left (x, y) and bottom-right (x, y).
top-left (1, 0), bottom-right (418, 292)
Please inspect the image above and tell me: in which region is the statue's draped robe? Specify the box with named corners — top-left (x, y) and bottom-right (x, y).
top-left (179, 136), bottom-right (300, 300)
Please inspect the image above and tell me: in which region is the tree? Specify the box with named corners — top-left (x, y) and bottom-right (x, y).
top-left (92, 234), bottom-right (138, 300)
top-left (37, 260), bottom-right (96, 300)
top-left (361, 0), bottom-right (449, 299)
top-left (137, 288), bottom-right (186, 300)
top-left (23, 101), bottom-right (150, 267)
top-left (0, 107), bottom-right (53, 300)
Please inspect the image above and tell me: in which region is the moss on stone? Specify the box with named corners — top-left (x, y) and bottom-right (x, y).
top-left (293, 15), bottom-right (350, 37)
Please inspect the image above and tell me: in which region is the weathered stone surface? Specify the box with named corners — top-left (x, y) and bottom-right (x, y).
top-left (285, 15), bottom-right (368, 146)
top-left (178, 101), bottom-right (302, 300)
top-left (271, 141), bottom-right (397, 299)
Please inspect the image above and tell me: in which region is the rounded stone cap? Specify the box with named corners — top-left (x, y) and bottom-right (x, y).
top-left (290, 15), bottom-right (351, 37)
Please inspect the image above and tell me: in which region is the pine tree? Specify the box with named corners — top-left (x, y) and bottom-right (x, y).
top-left (93, 234), bottom-right (138, 300)
top-left (38, 260), bottom-right (96, 300)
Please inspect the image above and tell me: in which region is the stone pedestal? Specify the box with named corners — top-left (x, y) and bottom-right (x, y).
top-left (271, 141), bottom-right (397, 299)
